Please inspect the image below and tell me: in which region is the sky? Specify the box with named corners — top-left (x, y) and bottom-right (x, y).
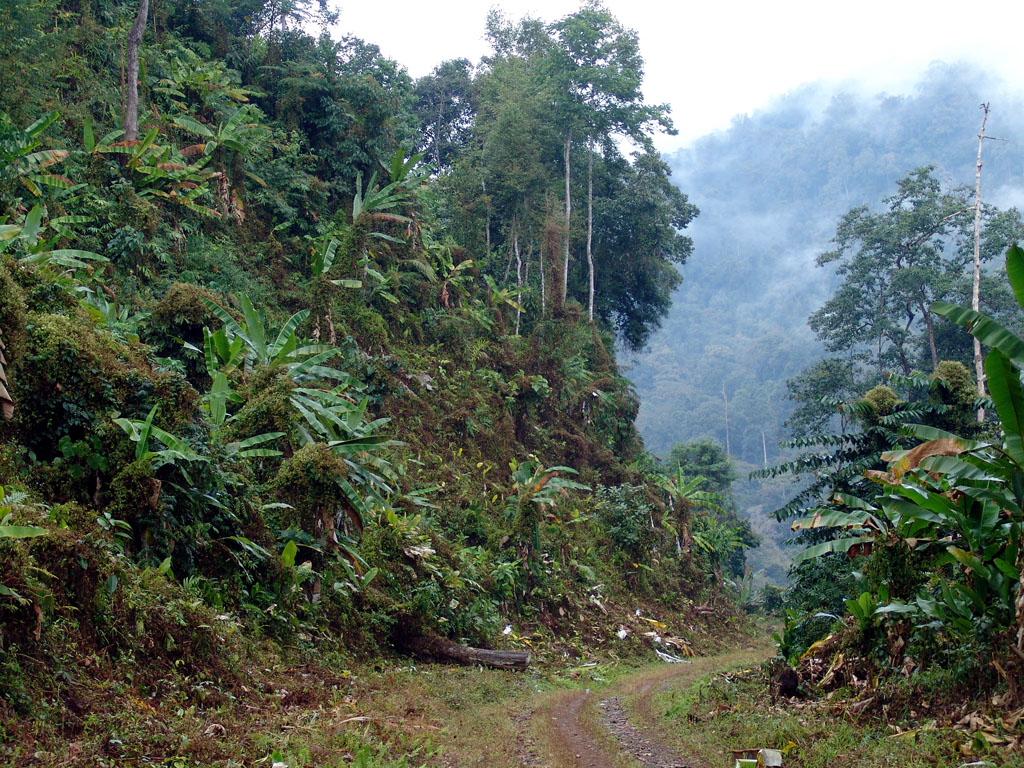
top-left (330, 0), bottom-right (1024, 152)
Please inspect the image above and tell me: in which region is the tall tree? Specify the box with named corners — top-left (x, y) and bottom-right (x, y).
top-left (591, 148), bottom-right (696, 350)
top-left (412, 59), bottom-right (476, 173)
top-left (549, 2), bottom-right (674, 319)
top-left (811, 167), bottom-right (978, 377)
top-left (124, 0), bottom-right (150, 142)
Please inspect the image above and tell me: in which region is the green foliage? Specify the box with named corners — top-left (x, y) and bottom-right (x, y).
top-left (0, 8), bottom-right (715, 748)
top-left (596, 484), bottom-right (651, 556)
top-left (782, 246), bottom-right (1024, 678)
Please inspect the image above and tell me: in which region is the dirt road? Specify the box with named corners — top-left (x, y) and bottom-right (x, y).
top-left (531, 648), bottom-right (766, 768)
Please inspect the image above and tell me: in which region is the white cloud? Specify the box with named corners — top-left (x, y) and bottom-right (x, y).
top-left (330, 0), bottom-right (1024, 149)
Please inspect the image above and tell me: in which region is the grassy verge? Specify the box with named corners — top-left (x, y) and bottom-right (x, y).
top-left (649, 664), bottom-right (1022, 768)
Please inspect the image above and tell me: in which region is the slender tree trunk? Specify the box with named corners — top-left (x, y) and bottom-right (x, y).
top-left (562, 130), bottom-right (571, 302)
top-left (877, 289), bottom-right (885, 381)
top-left (722, 381), bottom-right (730, 455)
top-left (761, 430), bottom-right (767, 467)
top-left (482, 178), bottom-right (490, 257)
top-left (539, 235), bottom-right (546, 317)
top-left (124, 0), bottom-right (150, 142)
top-left (973, 103), bottom-right (990, 422)
top-left (514, 224), bottom-right (522, 336)
top-left (897, 343), bottom-right (911, 376)
top-left (920, 299), bottom-right (938, 370)
top-left (586, 132), bottom-right (595, 323)
top-left (435, 96), bottom-right (443, 171)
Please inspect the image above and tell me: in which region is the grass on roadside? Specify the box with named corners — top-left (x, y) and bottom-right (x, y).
top-left (650, 665), bottom-right (1020, 768)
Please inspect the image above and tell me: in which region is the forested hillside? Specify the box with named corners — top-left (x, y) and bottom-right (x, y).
top-left (629, 63), bottom-right (1024, 583)
top-left (7, 0), bottom-right (1024, 764)
top-left (0, 2), bottom-right (753, 763)
top-left (634, 63), bottom-right (1024, 462)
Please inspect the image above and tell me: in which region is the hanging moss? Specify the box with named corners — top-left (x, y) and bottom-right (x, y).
top-left (271, 442), bottom-right (354, 540)
top-left (859, 385), bottom-right (900, 427)
top-left (347, 306), bottom-right (389, 350)
top-left (0, 261), bottom-right (27, 370)
top-left (15, 311), bottom-right (197, 459)
top-left (104, 456), bottom-right (159, 531)
top-left (222, 368), bottom-right (295, 448)
top-left (9, 262), bottom-right (78, 315)
top-left (932, 360), bottom-right (976, 433)
top-left (147, 282), bottom-right (228, 359)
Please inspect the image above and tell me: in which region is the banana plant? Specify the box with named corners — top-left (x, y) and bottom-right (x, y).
top-left (0, 111), bottom-right (72, 199)
top-left (795, 245), bottom-right (1024, 641)
top-left (86, 120), bottom-right (222, 217)
top-left (153, 49), bottom-right (259, 113)
top-left (202, 295), bottom-right (341, 375)
top-left (171, 105), bottom-right (267, 162)
top-left (382, 149), bottom-right (427, 191)
top-left (352, 170), bottom-right (412, 224)
top-left (692, 514), bottom-right (745, 594)
top-left (113, 405), bottom-right (206, 468)
top-left (0, 202), bottom-right (107, 270)
top-left (506, 457), bottom-right (590, 570)
top-left (651, 467), bottom-right (721, 554)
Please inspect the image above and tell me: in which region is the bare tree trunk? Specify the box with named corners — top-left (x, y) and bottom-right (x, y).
top-left (586, 132), bottom-right (595, 323)
top-left (405, 633), bottom-right (531, 670)
top-left (722, 381), bottom-right (730, 455)
top-left (562, 130), bottom-right (571, 302)
top-left (539, 235), bottom-right (546, 317)
top-left (514, 225), bottom-right (522, 336)
top-left (482, 178), bottom-right (490, 257)
top-left (919, 299), bottom-right (938, 370)
top-left (973, 103), bottom-right (990, 422)
top-left (435, 97), bottom-right (443, 171)
top-left (123, 0), bottom-right (150, 142)
top-left (761, 430), bottom-right (767, 467)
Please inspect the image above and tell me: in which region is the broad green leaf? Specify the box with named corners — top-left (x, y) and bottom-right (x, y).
top-left (172, 115), bottom-right (215, 138)
top-left (947, 546), bottom-right (991, 580)
top-left (22, 204), bottom-right (43, 242)
top-left (985, 349), bottom-right (1024, 466)
top-left (25, 110), bottom-right (60, 138)
top-left (281, 540), bottom-right (298, 568)
top-left (0, 524), bottom-right (47, 539)
top-left (791, 535), bottom-right (873, 565)
top-left (83, 115), bottom-right (95, 152)
top-left (0, 584), bottom-right (28, 604)
top-left (933, 301), bottom-right (1024, 368)
top-left (994, 557), bottom-right (1019, 580)
top-left (1006, 244), bottom-right (1024, 312)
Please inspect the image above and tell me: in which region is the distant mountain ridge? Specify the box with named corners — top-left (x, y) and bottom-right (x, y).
top-left (630, 61), bottom-right (1024, 462)
top-left (626, 62), bottom-right (1024, 583)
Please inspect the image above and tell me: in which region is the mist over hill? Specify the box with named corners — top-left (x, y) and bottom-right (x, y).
top-left (626, 62), bottom-right (1024, 582)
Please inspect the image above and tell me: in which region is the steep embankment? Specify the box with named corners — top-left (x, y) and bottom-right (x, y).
top-left (0, 6), bottom-right (728, 766)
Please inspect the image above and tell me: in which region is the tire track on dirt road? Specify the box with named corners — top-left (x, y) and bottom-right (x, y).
top-left (533, 648), bottom-right (766, 768)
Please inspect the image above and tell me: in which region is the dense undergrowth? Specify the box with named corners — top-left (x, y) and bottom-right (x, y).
top-left (0, 0), bottom-right (746, 764)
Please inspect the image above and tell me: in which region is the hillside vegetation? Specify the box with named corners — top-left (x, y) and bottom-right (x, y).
top-left (0, 1), bottom-right (747, 764)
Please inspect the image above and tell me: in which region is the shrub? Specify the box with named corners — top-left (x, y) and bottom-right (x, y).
top-left (597, 484), bottom-right (652, 558)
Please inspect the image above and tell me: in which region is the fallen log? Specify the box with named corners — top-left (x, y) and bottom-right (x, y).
top-left (407, 633), bottom-right (531, 670)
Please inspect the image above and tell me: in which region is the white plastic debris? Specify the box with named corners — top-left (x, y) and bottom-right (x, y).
top-left (503, 624), bottom-right (513, 635)
top-left (654, 648), bottom-right (690, 664)
top-left (616, 627), bottom-right (628, 640)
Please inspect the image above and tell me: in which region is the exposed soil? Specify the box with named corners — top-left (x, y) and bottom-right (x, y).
top-left (600, 696), bottom-right (695, 767)
top-left (534, 649), bottom-right (766, 768)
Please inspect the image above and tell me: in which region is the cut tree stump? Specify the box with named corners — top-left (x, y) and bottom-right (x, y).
top-left (408, 633), bottom-right (531, 670)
